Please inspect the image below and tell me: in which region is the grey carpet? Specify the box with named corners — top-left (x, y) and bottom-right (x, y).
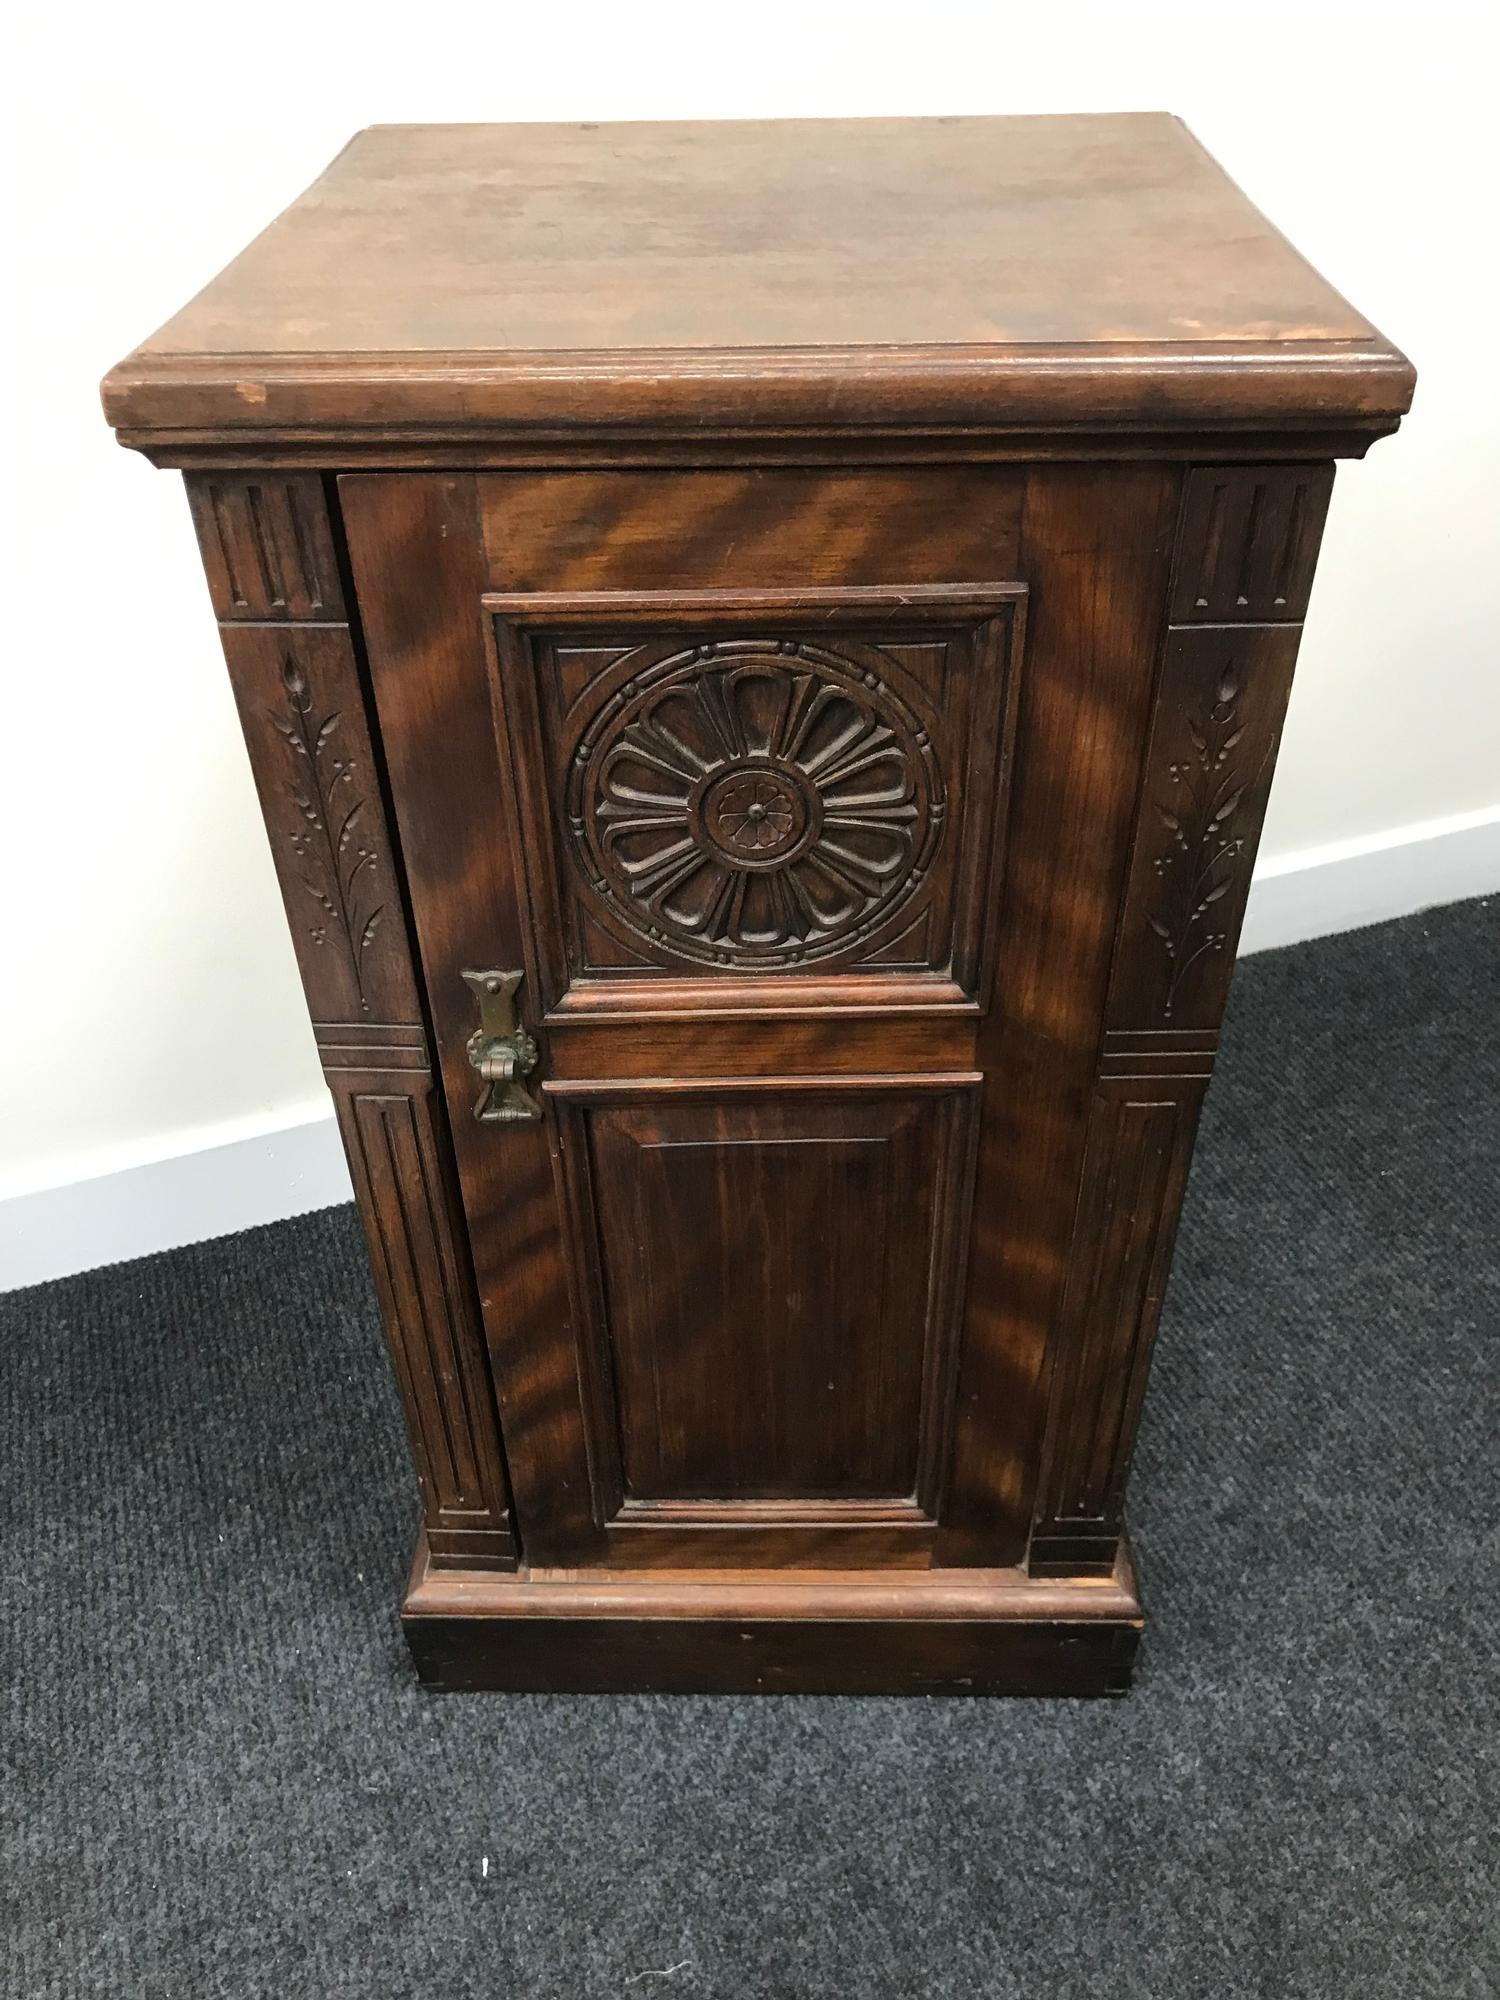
top-left (3, 899), bottom-right (1497, 1999)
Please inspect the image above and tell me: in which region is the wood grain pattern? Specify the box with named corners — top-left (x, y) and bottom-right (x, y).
top-left (339, 472), bottom-right (605, 1564)
top-left (1030, 466), bottom-right (1327, 1576)
top-left (481, 470), bottom-right (1028, 592)
top-left (935, 463), bottom-right (1181, 1566)
top-left (548, 1078), bottom-right (979, 1566)
top-left (541, 1013), bottom-right (980, 1081)
top-left (102, 118), bottom-right (1413, 453)
top-left (114, 119), bottom-right (1384, 354)
top-left (345, 465), bottom-right (1144, 1578)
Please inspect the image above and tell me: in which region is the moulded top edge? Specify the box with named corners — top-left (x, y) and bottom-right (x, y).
top-left (100, 338), bottom-right (1417, 445)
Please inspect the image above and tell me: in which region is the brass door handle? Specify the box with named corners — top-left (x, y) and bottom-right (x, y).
top-left (462, 969), bottom-right (542, 1124)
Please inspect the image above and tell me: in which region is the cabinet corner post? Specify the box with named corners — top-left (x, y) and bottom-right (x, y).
top-left (182, 469), bottom-right (519, 1572)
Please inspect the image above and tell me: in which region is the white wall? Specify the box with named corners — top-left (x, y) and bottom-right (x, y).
top-left (3, 1), bottom-right (1498, 1265)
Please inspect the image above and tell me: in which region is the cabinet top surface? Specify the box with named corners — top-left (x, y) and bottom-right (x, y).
top-left (102, 115), bottom-right (1413, 450)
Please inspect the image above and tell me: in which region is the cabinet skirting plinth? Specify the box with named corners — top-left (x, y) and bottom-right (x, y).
top-left (400, 1535), bottom-right (1143, 1696)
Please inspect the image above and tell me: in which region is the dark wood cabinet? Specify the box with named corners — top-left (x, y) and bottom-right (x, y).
top-left (103, 115), bottom-right (1413, 1693)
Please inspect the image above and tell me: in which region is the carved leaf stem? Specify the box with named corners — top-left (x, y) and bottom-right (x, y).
top-left (1148, 663), bottom-right (1264, 1018)
top-left (273, 653), bottom-right (385, 1011)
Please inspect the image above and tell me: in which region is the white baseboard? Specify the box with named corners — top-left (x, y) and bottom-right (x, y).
top-left (2, 806), bottom-right (1496, 1292)
top-left (0, 1106), bottom-right (351, 1294)
top-left (1239, 804), bottom-right (1500, 955)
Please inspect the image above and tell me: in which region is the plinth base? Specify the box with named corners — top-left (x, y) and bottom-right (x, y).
top-left (401, 1534), bottom-right (1143, 1696)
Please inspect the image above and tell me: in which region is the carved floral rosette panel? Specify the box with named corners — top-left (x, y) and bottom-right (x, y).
top-left (573, 638), bottom-right (944, 968)
top-left (487, 588), bottom-right (1026, 1002)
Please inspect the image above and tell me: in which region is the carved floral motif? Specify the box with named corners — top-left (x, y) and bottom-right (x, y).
top-left (1148, 663), bottom-right (1257, 1018)
top-left (567, 642), bottom-right (943, 968)
top-left (707, 772), bottom-right (800, 854)
top-left (272, 654), bottom-right (385, 1010)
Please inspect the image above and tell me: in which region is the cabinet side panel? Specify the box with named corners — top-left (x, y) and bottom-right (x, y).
top-left (1034, 464), bottom-right (1330, 1571)
top-left (935, 464), bottom-right (1182, 1564)
top-left (192, 474), bottom-right (516, 1570)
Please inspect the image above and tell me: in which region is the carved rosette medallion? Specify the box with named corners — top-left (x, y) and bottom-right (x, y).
top-left (566, 641), bottom-right (945, 968)
top-left (701, 767), bottom-right (811, 863)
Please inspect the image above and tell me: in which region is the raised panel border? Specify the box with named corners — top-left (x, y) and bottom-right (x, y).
top-left (546, 1072), bottom-right (982, 1569)
top-left (482, 585), bottom-right (1026, 1016)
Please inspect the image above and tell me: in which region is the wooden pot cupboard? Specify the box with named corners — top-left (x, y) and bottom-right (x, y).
top-left (103, 116), bottom-right (1413, 1695)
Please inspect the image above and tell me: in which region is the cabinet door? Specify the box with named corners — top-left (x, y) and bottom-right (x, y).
top-left (341, 468), bottom-right (1176, 1569)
